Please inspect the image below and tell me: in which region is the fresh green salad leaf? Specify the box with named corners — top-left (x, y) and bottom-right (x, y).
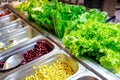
top-left (86, 9), bottom-right (107, 23)
top-left (62, 20), bottom-right (120, 73)
top-left (52, 2), bottom-right (86, 38)
top-left (16, 0), bottom-right (107, 39)
top-left (27, 4), bottom-right (55, 31)
top-left (23, 0), bottom-right (86, 38)
top-left (64, 9), bottom-right (107, 35)
top-left (100, 48), bottom-right (120, 73)
top-left (15, 0), bottom-right (49, 13)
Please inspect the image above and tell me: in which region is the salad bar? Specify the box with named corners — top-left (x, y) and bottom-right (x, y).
top-left (0, 0), bottom-right (120, 80)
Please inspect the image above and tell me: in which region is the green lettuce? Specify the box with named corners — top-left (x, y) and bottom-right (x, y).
top-left (62, 20), bottom-right (120, 73)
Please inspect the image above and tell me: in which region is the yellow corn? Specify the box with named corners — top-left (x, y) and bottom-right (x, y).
top-left (25, 60), bottom-right (74, 80)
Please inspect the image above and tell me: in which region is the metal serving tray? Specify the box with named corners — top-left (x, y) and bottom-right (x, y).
top-left (0, 9), bottom-right (11, 19)
top-left (0, 35), bottom-right (60, 79)
top-left (1, 18), bottom-right (20, 27)
top-left (0, 35), bottom-right (60, 61)
top-left (3, 52), bottom-right (80, 80)
top-left (0, 26), bottom-right (40, 55)
top-left (0, 13), bottom-right (18, 26)
top-left (0, 19), bottom-right (27, 39)
top-left (77, 57), bottom-right (120, 80)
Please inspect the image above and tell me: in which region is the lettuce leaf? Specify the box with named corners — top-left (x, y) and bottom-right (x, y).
top-left (62, 20), bottom-right (120, 73)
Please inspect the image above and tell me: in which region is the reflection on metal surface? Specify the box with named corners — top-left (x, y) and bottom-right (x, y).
top-left (77, 76), bottom-right (98, 80)
top-left (0, 40), bottom-right (16, 52)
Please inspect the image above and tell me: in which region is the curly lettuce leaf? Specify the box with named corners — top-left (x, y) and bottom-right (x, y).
top-left (62, 20), bottom-right (120, 73)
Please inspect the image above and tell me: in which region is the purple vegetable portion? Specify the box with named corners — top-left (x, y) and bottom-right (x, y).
top-left (22, 39), bottom-right (54, 64)
top-left (0, 39), bottom-right (54, 70)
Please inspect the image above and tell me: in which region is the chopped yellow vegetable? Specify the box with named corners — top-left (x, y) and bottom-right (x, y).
top-left (25, 60), bottom-right (74, 80)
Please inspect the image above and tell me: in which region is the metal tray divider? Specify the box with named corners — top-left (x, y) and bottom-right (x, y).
top-left (0, 18), bottom-right (21, 28)
top-left (0, 25), bottom-right (28, 40)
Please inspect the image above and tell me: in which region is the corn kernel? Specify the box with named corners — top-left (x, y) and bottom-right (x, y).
top-left (25, 60), bottom-right (74, 80)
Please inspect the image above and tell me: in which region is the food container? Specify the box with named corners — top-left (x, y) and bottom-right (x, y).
top-left (0, 19), bottom-right (26, 39)
top-left (0, 25), bottom-right (40, 55)
top-left (78, 57), bottom-right (120, 80)
top-left (0, 34), bottom-right (59, 61)
top-left (4, 53), bottom-right (84, 80)
top-left (0, 13), bottom-right (17, 26)
top-left (0, 35), bottom-right (60, 78)
top-left (0, 9), bottom-right (11, 18)
top-left (0, 18), bottom-right (20, 30)
top-left (0, 15), bottom-right (19, 28)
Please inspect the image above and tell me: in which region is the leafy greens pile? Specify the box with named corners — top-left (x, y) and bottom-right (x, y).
top-left (62, 20), bottom-right (120, 73)
top-left (16, 0), bottom-right (107, 38)
top-left (15, 0), bottom-right (49, 13)
top-left (64, 9), bottom-right (107, 35)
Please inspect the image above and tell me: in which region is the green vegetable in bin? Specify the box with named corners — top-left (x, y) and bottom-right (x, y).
top-left (100, 48), bottom-right (120, 73)
top-left (64, 9), bottom-right (107, 35)
top-left (27, 5), bottom-right (55, 32)
top-left (62, 20), bottom-right (120, 73)
top-left (25, 0), bottom-right (86, 38)
top-left (16, 0), bottom-right (107, 39)
top-left (53, 11), bottom-right (69, 38)
top-left (86, 9), bottom-right (107, 23)
top-left (16, 0), bottom-right (49, 13)
top-left (52, 0), bottom-right (86, 38)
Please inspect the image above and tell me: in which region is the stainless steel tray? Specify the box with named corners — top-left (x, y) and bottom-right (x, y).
top-left (79, 57), bottom-right (120, 80)
top-left (0, 35), bottom-right (60, 79)
top-left (4, 53), bottom-right (79, 80)
top-left (0, 18), bottom-right (20, 28)
top-left (0, 26), bottom-right (40, 55)
top-left (0, 18), bottom-right (30, 39)
top-left (0, 9), bottom-right (11, 19)
top-left (0, 21), bottom-right (23, 39)
top-left (0, 35), bottom-right (60, 61)
top-left (0, 13), bottom-right (18, 26)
